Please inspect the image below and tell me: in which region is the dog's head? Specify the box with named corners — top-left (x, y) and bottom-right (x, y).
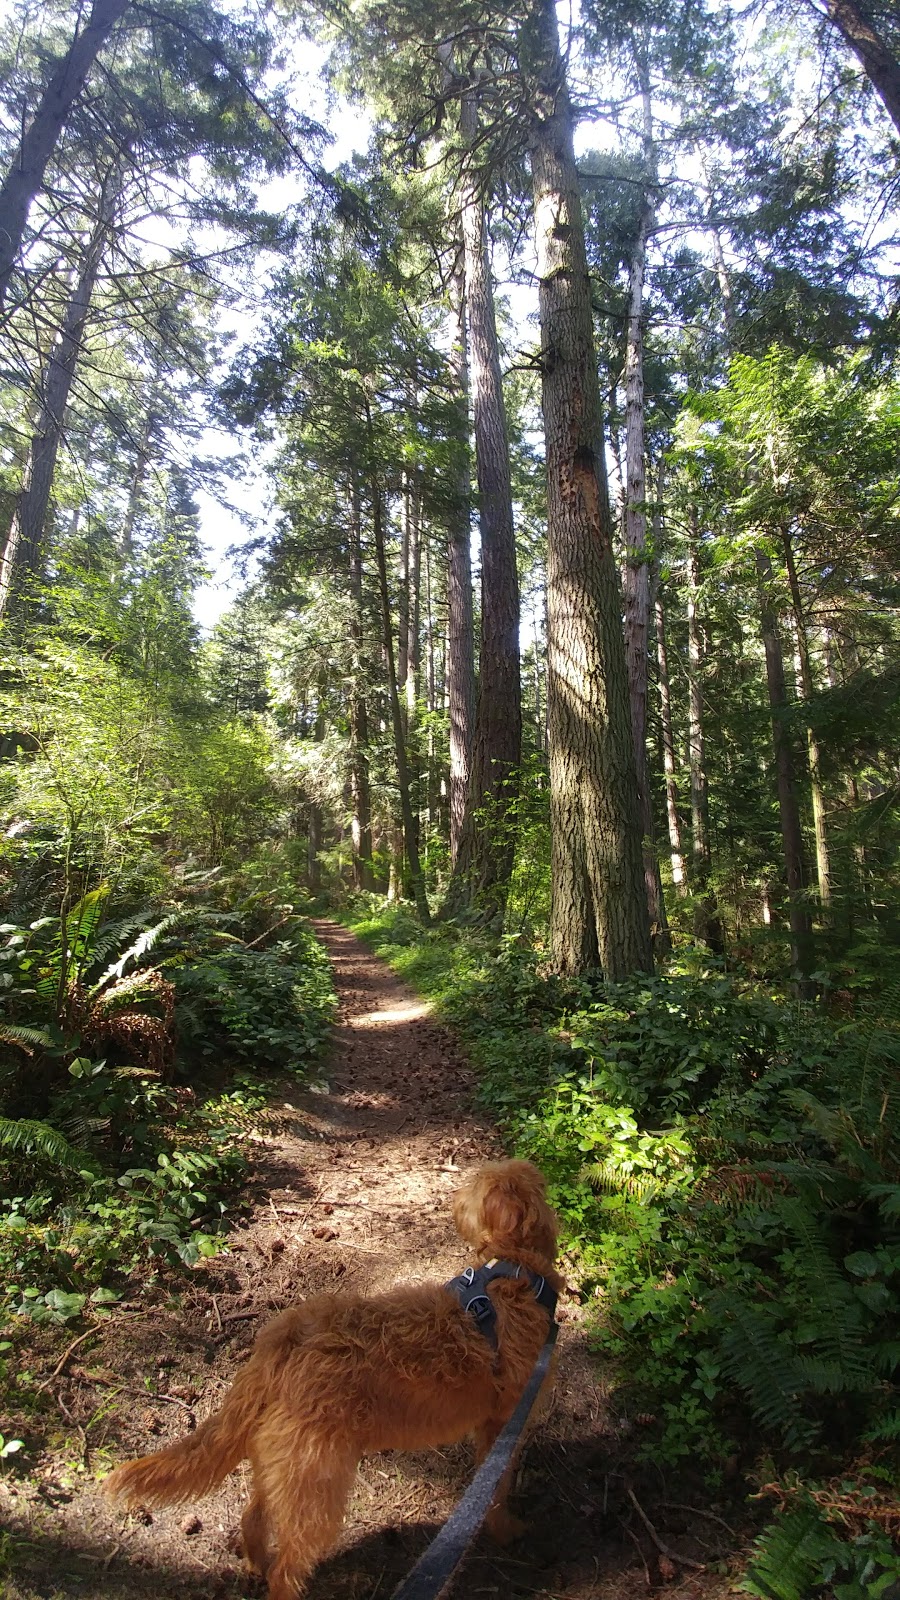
top-left (453, 1159), bottom-right (558, 1262)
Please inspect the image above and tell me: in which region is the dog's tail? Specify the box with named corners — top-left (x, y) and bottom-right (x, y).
top-left (105, 1364), bottom-right (264, 1509)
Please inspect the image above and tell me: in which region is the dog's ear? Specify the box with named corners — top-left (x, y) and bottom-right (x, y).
top-left (452, 1182), bottom-right (484, 1248)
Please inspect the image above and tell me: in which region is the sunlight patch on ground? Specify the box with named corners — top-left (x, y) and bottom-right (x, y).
top-left (348, 1000), bottom-right (433, 1028)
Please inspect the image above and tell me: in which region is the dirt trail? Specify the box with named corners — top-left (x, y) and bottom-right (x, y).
top-left (2, 920), bottom-right (722, 1600)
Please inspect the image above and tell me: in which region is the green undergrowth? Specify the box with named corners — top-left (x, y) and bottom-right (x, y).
top-left (344, 898), bottom-right (900, 1598)
top-left (0, 895), bottom-right (335, 1332)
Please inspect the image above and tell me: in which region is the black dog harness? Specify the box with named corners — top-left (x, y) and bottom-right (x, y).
top-left (444, 1258), bottom-right (557, 1349)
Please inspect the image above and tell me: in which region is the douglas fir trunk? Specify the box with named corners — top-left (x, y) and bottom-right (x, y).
top-left (445, 83), bottom-right (521, 923)
top-left (525, 0), bottom-right (652, 978)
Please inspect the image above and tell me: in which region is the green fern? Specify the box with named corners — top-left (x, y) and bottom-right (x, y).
top-left (98, 912), bottom-right (188, 983)
top-left (61, 1114), bottom-right (110, 1142)
top-left (716, 1305), bottom-right (818, 1450)
top-left (861, 1409), bottom-right (900, 1442)
top-left (776, 1197), bottom-right (872, 1391)
top-left (741, 1504), bottom-right (847, 1599)
top-left (0, 1022), bottom-right (51, 1053)
top-left (582, 1160), bottom-right (661, 1202)
top-left (0, 1117), bottom-right (82, 1168)
top-left (62, 888), bottom-right (109, 970)
top-left (87, 911), bottom-right (160, 976)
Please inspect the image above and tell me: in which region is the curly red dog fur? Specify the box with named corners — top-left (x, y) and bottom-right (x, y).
top-left (105, 1159), bottom-right (561, 1599)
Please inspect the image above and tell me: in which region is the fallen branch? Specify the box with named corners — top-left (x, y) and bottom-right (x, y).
top-left (37, 1311), bottom-right (148, 1392)
top-left (664, 1501), bottom-right (735, 1536)
top-left (70, 1371), bottom-right (196, 1415)
top-left (624, 1523), bottom-right (651, 1586)
top-left (625, 1484), bottom-right (705, 1572)
top-left (37, 1323), bottom-right (107, 1391)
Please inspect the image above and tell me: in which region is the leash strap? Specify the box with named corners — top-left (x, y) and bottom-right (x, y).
top-left (389, 1319), bottom-right (559, 1600)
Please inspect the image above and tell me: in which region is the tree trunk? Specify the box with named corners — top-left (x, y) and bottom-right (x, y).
top-left (756, 548), bottom-right (815, 983)
top-left (398, 473), bottom-right (410, 704)
top-left (445, 247), bottom-right (476, 868)
top-left (711, 227), bottom-right (735, 335)
top-left (781, 528), bottom-right (832, 909)
top-left (825, 627), bottom-right (869, 919)
top-left (445, 82), bottom-right (522, 925)
top-left (685, 525), bottom-right (723, 950)
top-left (526, 0), bottom-right (652, 978)
top-left (406, 473), bottom-right (421, 719)
top-left (121, 372), bottom-right (163, 554)
top-left (368, 456), bottom-right (431, 924)
top-left (306, 692), bottom-right (326, 891)
top-left (814, 0), bottom-right (900, 135)
top-left (654, 562), bottom-right (687, 897)
top-left (0, 0), bottom-right (128, 309)
top-left (307, 803), bottom-right (323, 890)
top-left (405, 474), bottom-right (424, 897)
top-left (622, 77), bottom-right (667, 950)
top-left (349, 478), bottom-right (373, 890)
top-left (0, 190), bottom-right (113, 621)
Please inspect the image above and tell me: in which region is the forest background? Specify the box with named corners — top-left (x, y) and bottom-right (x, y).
top-left (0, 0), bottom-right (899, 1593)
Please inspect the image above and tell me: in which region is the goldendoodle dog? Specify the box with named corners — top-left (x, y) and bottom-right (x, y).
top-left (105, 1158), bottom-right (561, 1599)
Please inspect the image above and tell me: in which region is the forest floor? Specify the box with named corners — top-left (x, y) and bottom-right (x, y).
top-left (1, 920), bottom-right (740, 1600)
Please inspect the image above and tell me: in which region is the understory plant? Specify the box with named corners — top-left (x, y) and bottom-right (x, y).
top-left (0, 890), bottom-right (334, 1319)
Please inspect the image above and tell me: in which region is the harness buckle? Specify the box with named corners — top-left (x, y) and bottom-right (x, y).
top-left (464, 1293), bottom-right (494, 1325)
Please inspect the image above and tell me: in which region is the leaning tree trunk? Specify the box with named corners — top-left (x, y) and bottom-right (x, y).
top-left (781, 528), bottom-right (832, 910)
top-left (525, 0), bottom-right (652, 978)
top-left (0, 0), bottom-right (128, 309)
top-left (622, 72), bottom-right (667, 949)
top-left (0, 189), bottom-right (114, 622)
top-left (756, 548), bottom-right (815, 984)
top-left (686, 524), bottom-right (723, 951)
top-left (812, 0), bottom-right (900, 135)
top-left (445, 247), bottom-right (476, 867)
top-left (444, 83), bottom-right (521, 926)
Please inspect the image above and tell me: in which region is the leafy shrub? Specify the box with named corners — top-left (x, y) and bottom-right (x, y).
top-left (0, 895), bottom-right (333, 1318)
top-left (0, 1075), bottom-right (257, 1317)
top-left (508, 974), bottom-right (900, 1466)
top-left (172, 927), bottom-right (335, 1070)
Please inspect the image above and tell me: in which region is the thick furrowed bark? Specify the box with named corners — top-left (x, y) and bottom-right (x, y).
top-left (527, 0), bottom-right (651, 978)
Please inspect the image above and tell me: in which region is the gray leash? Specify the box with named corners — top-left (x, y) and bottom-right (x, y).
top-left (389, 1320), bottom-right (559, 1600)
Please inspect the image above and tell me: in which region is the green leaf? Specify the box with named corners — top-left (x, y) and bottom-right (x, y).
top-left (42, 1290), bottom-right (86, 1321)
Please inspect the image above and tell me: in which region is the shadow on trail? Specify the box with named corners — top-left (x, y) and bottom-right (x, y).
top-left (4, 1445), bottom-right (617, 1600)
top-left (6, 1417), bottom-right (729, 1600)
